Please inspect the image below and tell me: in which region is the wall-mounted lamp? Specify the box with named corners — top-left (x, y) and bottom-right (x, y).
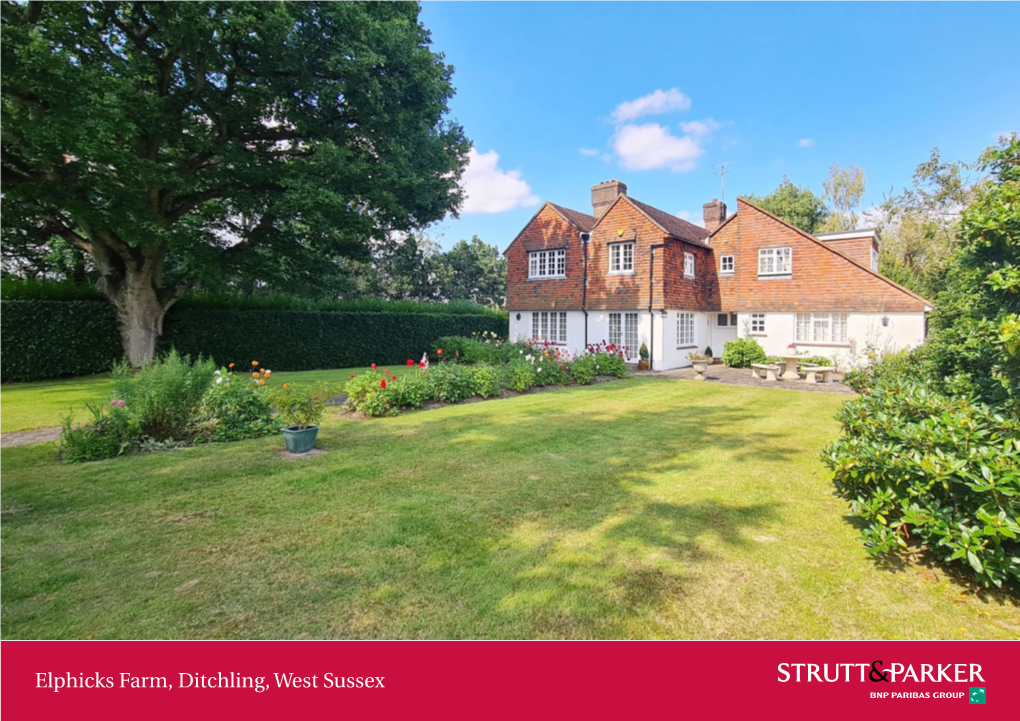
top-left (516, 313), bottom-right (521, 321)
top-left (881, 316), bottom-right (890, 327)
top-left (660, 310), bottom-right (668, 317)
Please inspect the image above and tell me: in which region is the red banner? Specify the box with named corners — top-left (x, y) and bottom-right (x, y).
top-left (0, 640), bottom-right (1008, 717)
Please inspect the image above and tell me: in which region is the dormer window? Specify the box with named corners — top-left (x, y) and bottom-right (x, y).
top-left (528, 249), bottom-right (566, 278)
top-left (684, 252), bottom-right (695, 278)
top-left (609, 242), bottom-right (634, 274)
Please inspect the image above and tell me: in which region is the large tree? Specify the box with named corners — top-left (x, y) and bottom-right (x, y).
top-left (2, 1), bottom-right (470, 364)
top-left (745, 175), bottom-right (829, 233)
top-left (817, 163), bottom-right (867, 232)
top-left (434, 236), bottom-right (506, 307)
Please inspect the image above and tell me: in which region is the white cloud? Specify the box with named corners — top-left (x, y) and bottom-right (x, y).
top-left (460, 148), bottom-right (540, 214)
top-left (578, 147), bottom-right (599, 157)
top-left (680, 119), bottom-right (720, 137)
top-left (676, 210), bottom-right (705, 228)
top-left (798, 138), bottom-right (814, 148)
top-left (611, 88), bottom-right (691, 124)
top-left (612, 122), bottom-right (704, 172)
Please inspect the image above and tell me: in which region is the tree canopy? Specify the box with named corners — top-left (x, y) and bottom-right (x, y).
top-left (2, 1), bottom-right (470, 363)
top-left (745, 176), bottom-right (829, 233)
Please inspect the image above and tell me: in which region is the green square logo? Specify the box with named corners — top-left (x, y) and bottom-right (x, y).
top-left (969, 687), bottom-right (986, 704)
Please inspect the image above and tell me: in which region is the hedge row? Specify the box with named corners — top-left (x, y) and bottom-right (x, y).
top-left (1, 300), bottom-right (506, 382)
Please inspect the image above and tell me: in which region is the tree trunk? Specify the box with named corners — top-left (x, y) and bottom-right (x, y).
top-left (113, 278), bottom-right (169, 367)
top-left (93, 241), bottom-right (184, 368)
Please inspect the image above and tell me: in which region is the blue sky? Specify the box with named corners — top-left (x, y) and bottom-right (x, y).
top-left (418, 2), bottom-right (1018, 250)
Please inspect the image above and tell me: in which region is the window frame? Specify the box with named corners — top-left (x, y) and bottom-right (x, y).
top-left (532, 311), bottom-right (568, 344)
top-left (750, 313), bottom-right (767, 334)
top-left (608, 242), bottom-right (635, 274)
top-left (795, 312), bottom-right (849, 344)
top-left (758, 247), bottom-right (792, 276)
top-left (677, 312), bottom-right (696, 347)
top-left (527, 249), bottom-right (567, 279)
top-left (720, 254), bottom-right (735, 274)
top-left (871, 245), bottom-right (879, 272)
top-left (684, 251), bottom-right (696, 279)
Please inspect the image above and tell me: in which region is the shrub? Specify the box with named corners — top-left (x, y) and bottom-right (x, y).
top-left (427, 363), bottom-right (475, 403)
top-left (585, 342), bottom-right (627, 378)
top-left (390, 370), bottom-right (431, 409)
top-left (199, 371), bottom-right (279, 441)
top-left (803, 355), bottom-right (833, 367)
top-left (823, 379), bottom-right (1020, 589)
top-left (704, 346), bottom-right (713, 358)
top-left (722, 337), bottom-right (767, 368)
top-left (467, 363), bottom-right (503, 398)
top-left (842, 348), bottom-right (917, 394)
top-left (570, 355), bottom-right (597, 385)
top-left (272, 382), bottom-right (338, 427)
top-left (112, 350), bottom-right (216, 440)
top-left (59, 401), bottom-right (141, 463)
top-left (433, 335), bottom-right (502, 364)
top-left (639, 343), bottom-right (649, 361)
top-left (505, 358), bottom-right (536, 393)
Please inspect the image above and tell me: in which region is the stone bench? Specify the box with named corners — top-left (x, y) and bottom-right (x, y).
top-left (751, 363), bottom-right (781, 382)
top-left (805, 366), bottom-right (836, 384)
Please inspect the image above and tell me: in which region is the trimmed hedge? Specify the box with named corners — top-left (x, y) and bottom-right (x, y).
top-left (2, 300), bottom-right (506, 382)
top-left (1, 300), bottom-right (122, 382)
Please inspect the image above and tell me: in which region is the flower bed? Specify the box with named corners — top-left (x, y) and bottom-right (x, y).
top-left (343, 337), bottom-right (628, 418)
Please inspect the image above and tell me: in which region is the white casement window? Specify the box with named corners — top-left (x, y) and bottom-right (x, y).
top-left (677, 312), bottom-right (695, 346)
top-left (528, 249), bottom-right (566, 278)
top-left (720, 255), bottom-right (734, 274)
top-left (758, 247), bottom-right (792, 275)
top-left (795, 312), bottom-right (849, 344)
top-left (684, 252), bottom-right (696, 278)
top-left (871, 245), bottom-right (879, 272)
top-left (609, 312), bottom-right (639, 356)
top-left (624, 312), bottom-right (638, 356)
top-left (716, 312), bottom-right (738, 327)
top-left (532, 311), bottom-right (567, 344)
top-left (609, 313), bottom-right (622, 348)
top-left (751, 313), bottom-right (766, 334)
top-left (609, 242), bottom-right (634, 273)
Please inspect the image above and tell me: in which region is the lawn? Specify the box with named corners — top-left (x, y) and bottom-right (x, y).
top-left (0, 366), bottom-right (408, 433)
top-left (2, 377), bottom-right (1018, 639)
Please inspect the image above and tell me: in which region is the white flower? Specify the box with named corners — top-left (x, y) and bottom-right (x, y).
top-left (214, 370), bottom-right (221, 375)
top-left (537, 367), bottom-right (542, 373)
top-left (215, 377), bottom-right (223, 385)
top-left (519, 349), bottom-right (524, 354)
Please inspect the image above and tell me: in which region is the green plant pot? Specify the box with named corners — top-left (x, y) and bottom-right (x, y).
top-left (281, 425), bottom-right (319, 454)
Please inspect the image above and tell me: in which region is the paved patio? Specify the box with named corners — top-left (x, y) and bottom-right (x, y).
top-left (631, 363), bottom-right (855, 394)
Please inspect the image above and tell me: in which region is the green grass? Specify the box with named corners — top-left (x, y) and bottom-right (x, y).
top-left (0, 366), bottom-right (408, 433)
top-left (2, 377), bottom-right (1018, 639)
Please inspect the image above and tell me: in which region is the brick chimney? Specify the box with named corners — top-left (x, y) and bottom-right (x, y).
top-left (591, 180), bottom-right (627, 221)
top-left (703, 198), bottom-right (727, 233)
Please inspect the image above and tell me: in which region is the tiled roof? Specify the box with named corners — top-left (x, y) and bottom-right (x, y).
top-left (626, 197), bottom-right (711, 247)
top-left (548, 203), bottom-right (596, 232)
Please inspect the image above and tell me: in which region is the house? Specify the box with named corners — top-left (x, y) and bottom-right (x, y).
top-left (504, 180), bottom-right (932, 370)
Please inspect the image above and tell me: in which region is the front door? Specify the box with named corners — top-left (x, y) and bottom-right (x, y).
top-left (710, 312), bottom-right (738, 357)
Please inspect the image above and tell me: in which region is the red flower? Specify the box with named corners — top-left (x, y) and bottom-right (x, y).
top-left (380, 380), bottom-right (387, 389)
top-left (407, 359), bottom-right (414, 366)
top-left (371, 363), bottom-right (377, 370)
top-left (383, 369), bottom-right (389, 375)
top-left (418, 361), bottom-right (425, 367)
top-left (350, 375), bottom-right (355, 379)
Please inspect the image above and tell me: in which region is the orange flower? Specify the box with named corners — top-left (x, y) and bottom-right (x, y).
top-left (437, 348), bottom-right (444, 355)
top-left (283, 383), bottom-right (290, 389)
top-left (259, 379), bottom-right (265, 386)
top-left (253, 372), bottom-right (259, 378)
top-left (228, 363), bottom-right (235, 369)
top-left (251, 360), bottom-right (259, 366)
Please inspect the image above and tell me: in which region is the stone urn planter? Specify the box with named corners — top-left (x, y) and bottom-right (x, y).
top-left (281, 425), bottom-right (319, 454)
top-left (688, 353), bottom-right (712, 381)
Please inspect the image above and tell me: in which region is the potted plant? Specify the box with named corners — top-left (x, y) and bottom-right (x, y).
top-left (272, 382), bottom-right (337, 454)
top-left (638, 343), bottom-right (650, 371)
top-left (688, 351), bottom-right (712, 380)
